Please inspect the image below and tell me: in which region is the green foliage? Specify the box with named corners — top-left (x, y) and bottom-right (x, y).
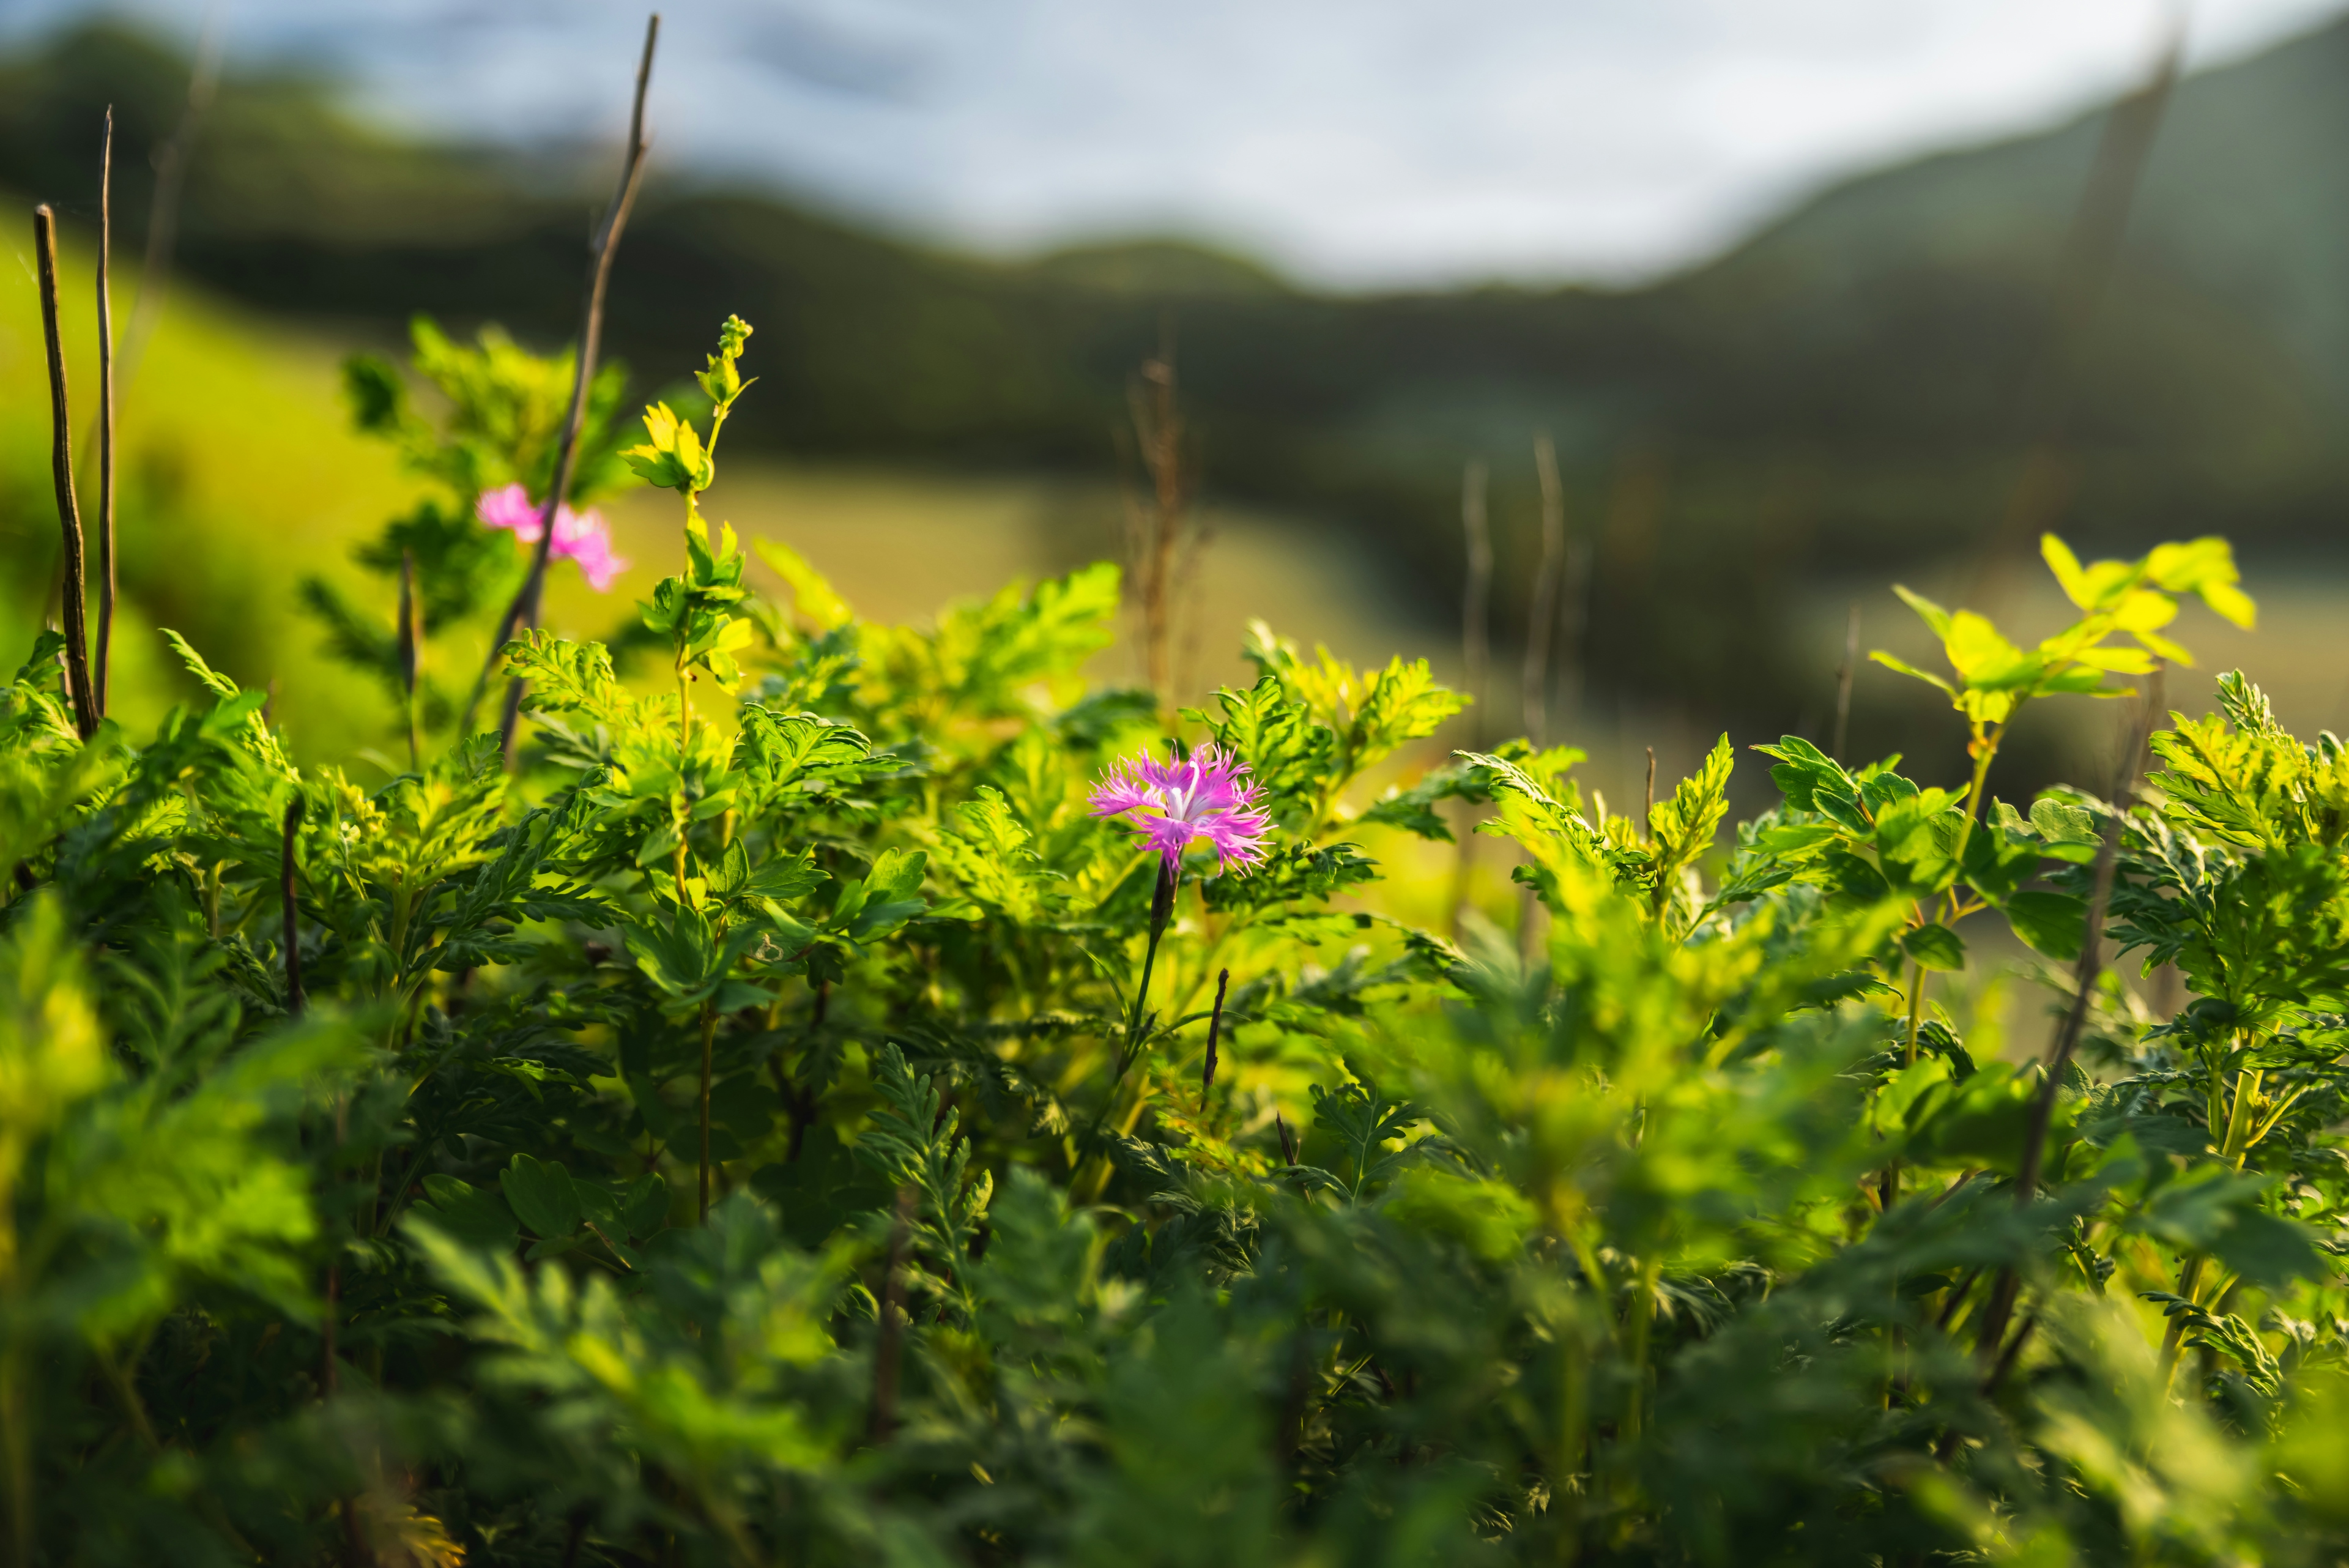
top-left (303, 318), bottom-right (640, 740)
top-left (12, 288), bottom-right (2349, 1568)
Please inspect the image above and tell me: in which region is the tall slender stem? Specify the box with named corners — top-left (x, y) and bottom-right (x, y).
top-left (398, 549), bottom-right (421, 770)
top-left (869, 1186), bottom-right (913, 1442)
top-left (34, 206), bottom-right (98, 740)
top-left (1128, 858), bottom-right (1179, 1052)
top-left (1523, 436), bottom-right (1566, 745)
top-left (1199, 967), bottom-right (1230, 1108)
top-left (1831, 602), bottom-right (1859, 763)
top-left (117, 18), bottom-right (221, 399)
top-left (697, 1003), bottom-right (716, 1224)
top-left (1974, 669), bottom-right (2159, 1364)
top-left (1449, 458), bottom-right (1493, 942)
top-left (1461, 459), bottom-right (1492, 735)
top-left (282, 797), bottom-right (306, 1017)
top-left (96, 108), bottom-right (117, 722)
top-left (481, 13), bottom-right (661, 756)
top-left (1880, 956), bottom-right (1929, 1212)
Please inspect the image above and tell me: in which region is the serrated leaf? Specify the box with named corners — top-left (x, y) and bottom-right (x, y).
top-left (1901, 923), bottom-right (1967, 972)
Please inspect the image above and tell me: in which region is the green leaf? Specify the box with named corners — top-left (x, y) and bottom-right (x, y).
top-left (2006, 890), bottom-right (2087, 962)
top-left (2210, 1208), bottom-right (2323, 1290)
top-left (1901, 923), bottom-right (1967, 972)
top-left (500, 1154), bottom-right (582, 1239)
top-left (622, 1173), bottom-right (673, 1239)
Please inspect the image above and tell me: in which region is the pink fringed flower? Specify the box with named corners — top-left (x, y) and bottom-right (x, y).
top-left (476, 483), bottom-right (629, 592)
top-left (1089, 744), bottom-right (1273, 874)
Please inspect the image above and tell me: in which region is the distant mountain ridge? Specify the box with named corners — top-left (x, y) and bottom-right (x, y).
top-left (4, 17), bottom-right (2345, 745)
top-left (1713, 14), bottom-right (2349, 399)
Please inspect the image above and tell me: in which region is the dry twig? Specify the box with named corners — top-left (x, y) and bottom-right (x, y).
top-left (34, 205), bottom-right (99, 739)
top-left (1970, 666), bottom-right (2164, 1364)
top-left (483, 14), bottom-right (662, 756)
top-left (97, 108), bottom-right (119, 721)
top-left (1522, 436), bottom-right (1566, 745)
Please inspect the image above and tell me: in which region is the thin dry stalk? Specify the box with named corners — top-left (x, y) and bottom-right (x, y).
top-left (1461, 458), bottom-right (1493, 738)
top-left (1971, 664), bottom-right (2163, 1363)
top-left (35, 206), bottom-right (99, 739)
top-left (1831, 603), bottom-right (1859, 762)
top-left (1972, 22), bottom-right (2180, 595)
top-left (1124, 317), bottom-right (1194, 708)
top-left (1521, 436), bottom-right (1566, 745)
top-left (484, 13), bottom-right (661, 757)
top-left (97, 108), bottom-right (118, 720)
top-left (1644, 748), bottom-right (1657, 839)
top-left (117, 17), bottom-right (222, 397)
top-left (1449, 459), bottom-right (1493, 940)
top-left (1557, 524), bottom-right (1592, 723)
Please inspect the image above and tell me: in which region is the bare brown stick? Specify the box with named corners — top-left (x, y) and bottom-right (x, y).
top-left (482, 13), bottom-right (661, 757)
top-left (1200, 968), bottom-right (1230, 1106)
top-left (96, 108), bottom-right (117, 721)
top-left (1522, 436), bottom-right (1566, 745)
top-left (869, 1185), bottom-right (914, 1443)
top-left (1449, 459), bottom-right (1493, 941)
top-left (1461, 458), bottom-right (1493, 736)
top-left (1556, 508), bottom-right (1592, 724)
top-left (1972, 664), bottom-right (2162, 1362)
top-left (117, 17), bottom-right (222, 398)
top-left (1971, 23), bottom-right (2181, 597)
top-left (1984, 1313), bottom-right (2038, 1397)
top-left (35, 206), bottom-right (99, 739)
top-left (1831, 602), bottom-right (1859, 762)
top-left (397, 550), bottom-right (421, 770)
top-left (1124, 313), bottom-right (1193, 708)
top-left (282, 797), bottom-right (307, 1017)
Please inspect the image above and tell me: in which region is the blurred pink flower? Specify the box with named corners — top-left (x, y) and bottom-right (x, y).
top-left (475, 483), bottom-right (629, 592)
top-left (1089, 743), bottom-right (1272, 874)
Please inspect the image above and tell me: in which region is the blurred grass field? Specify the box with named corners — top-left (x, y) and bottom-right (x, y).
top-left (8, 235), bottom-right (2347, 984)
top-left (1, 237), bottom-right (1433, 767)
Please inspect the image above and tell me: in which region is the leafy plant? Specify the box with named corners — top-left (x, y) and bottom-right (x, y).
top-left (9, 269), bottom-right (2349, 1568)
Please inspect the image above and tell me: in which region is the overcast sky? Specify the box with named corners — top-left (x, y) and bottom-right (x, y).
top-left (8, 0), bottom-right (2347, 284)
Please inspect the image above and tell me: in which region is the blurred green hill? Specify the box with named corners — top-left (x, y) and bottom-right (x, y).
top-left (4, 17), bottom-right (2345, 754)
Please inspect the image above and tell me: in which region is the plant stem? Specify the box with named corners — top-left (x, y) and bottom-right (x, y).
top-left (33, 206), bottom-right (98, 740)
top-left (397, 549), bottom-right (420, 770)
top-left (1831, 602), bottom-right (1859, 763)
top-left (95, 108), bottom-right (117, 723)
top-left (1199, 967), bottom-right (1230, 1107)
top-left (1623, 1259), bottom-right (1658, 1444)
top-left (482, 13), bottom-right (659, 755)
top-left (116, 19), bottom-right (220, 398)
top-left (1976, 674), bottom-right (2158, 1364)
top-left (869, 1186), bottom-right (913, 1443)
top-left (282, 797), bottom-right (306, 1017)
top-left (1949, 729), bottom-right (2001, 868)
top-left (1522, 434), bottom-right (1566, 746)
top-left (1879, 957), bottom-right (1928, 1213)
top-left (698, 1002), bottom-right (716, 1224)
top-left (2162, 1057), bottom-right (2260, 1375)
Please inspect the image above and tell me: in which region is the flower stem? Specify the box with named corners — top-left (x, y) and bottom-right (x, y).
top-left (1126, 857), bottom-right (1181, 1056)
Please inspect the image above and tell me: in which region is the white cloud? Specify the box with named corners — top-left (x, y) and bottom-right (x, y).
top-left (9, 0), bottom-right (2345, 284)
